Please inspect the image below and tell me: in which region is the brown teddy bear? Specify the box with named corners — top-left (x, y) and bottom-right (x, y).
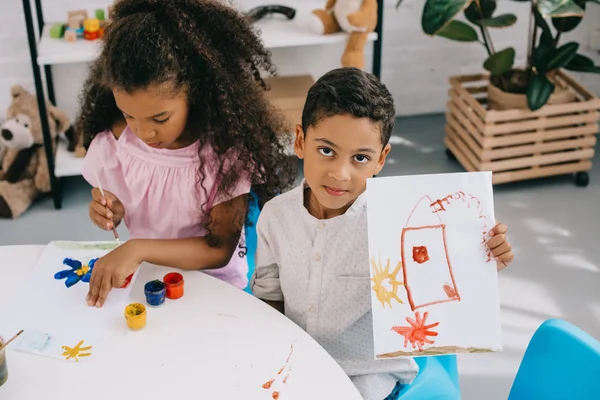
top-left (310, 0), bottom-right (378, 70)
top-left (0, 85), bottom-right (78, 218)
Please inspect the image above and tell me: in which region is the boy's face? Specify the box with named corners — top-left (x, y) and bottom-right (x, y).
top-left (295, 114), bottom-right (391, 213)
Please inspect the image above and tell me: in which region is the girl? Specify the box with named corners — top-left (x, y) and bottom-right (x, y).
top-left (77, 0), bottom-right (296, 308)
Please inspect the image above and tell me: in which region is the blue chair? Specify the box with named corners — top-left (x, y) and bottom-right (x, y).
top-left (244, 191), bottom-right (260, 294)
top-left (395, 355), bottom-right (461, 399)
top-left (508, 319), bottom-right (600, 400)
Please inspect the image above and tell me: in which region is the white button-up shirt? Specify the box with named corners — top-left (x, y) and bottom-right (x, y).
top-left (251, 181), bottom-right (418, 400)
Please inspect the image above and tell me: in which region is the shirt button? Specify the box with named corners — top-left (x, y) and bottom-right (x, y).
top-left (313, 254), bottom-right (322, 262)
top-left (309, 305), bottom-right (316, 313)
top-left (318, 222), bottom-right (325, 229)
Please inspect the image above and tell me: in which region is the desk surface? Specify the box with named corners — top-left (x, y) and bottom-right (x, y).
top-left (0, 245), bottom-right (362, 399)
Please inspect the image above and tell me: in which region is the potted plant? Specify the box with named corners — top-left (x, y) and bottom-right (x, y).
top-left (396, 0), bottom-right (600, 186)
top-left (398, 0), bottom-right (599, 111)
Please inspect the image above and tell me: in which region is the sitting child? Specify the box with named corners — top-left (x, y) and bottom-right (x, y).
top-left (251, 67), bottom-right (514, 400)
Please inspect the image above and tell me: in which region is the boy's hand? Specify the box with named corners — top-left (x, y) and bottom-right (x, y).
top-left (89, 188), bottom-right (125, 230)
top-left (486, 223), bottom-right (514, 271)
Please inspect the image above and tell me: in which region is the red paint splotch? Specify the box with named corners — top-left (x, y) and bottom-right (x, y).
top-left (262, 380), bottom-right (274, 389)
top-left (412, 246), bottom-right (430, 264)
top-left (392, 311), bottom-right (440, 351)
top-left (262, 344), bottom-right (294, 398)
top-left (443, 284), bottom-right (458, 298)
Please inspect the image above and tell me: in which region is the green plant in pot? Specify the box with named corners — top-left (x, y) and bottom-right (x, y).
top-left (396, 0), bottom-right (600, 111)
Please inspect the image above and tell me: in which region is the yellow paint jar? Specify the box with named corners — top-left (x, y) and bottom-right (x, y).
top-left (124, 303), bottom-right (147, 330)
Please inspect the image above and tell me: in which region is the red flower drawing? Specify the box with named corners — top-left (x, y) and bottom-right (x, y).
top-left (391, 311), bottom-right (440, 351)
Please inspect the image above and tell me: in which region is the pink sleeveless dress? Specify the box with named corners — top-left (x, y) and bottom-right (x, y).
top-left (82, 126), bottom-right (251, 289)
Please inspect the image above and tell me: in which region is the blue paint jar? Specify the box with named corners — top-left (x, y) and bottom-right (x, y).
top-left (144, 280), bottom-right (166, 307)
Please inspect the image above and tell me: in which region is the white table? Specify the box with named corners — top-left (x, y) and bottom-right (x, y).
top-left (0, 245), bottom-right (362, 399)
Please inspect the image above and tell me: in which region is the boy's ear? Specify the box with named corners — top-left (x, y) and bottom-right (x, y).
top-left (294, 124), bottom-right (305, 159)
top-left (374, 143), bottom-right (391, 175)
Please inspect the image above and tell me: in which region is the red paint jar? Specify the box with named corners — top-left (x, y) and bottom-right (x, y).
top-left (163, 273), bottom-right (184, 299)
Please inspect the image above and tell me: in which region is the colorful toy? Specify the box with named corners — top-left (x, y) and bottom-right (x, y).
top-left (84, 18), bottom-right (100, 40)
top-left (49, 23), bottom-right (65, 39)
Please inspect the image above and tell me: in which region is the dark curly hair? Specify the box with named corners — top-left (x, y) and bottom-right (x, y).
top-left (76, 0), bottom-right (296, 253)
top-left (301, 67), bottom-right (395, 146)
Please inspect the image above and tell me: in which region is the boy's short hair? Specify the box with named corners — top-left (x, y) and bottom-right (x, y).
top-left (301, 67), bottom-right (395, 146)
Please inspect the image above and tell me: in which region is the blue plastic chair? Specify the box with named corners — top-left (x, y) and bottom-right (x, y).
top-left (508, 319), bottom-right (600, 400)
top-left (243, 191), bottom-right (260, 294)
top-left (395, 355), bottom-right (461, 399)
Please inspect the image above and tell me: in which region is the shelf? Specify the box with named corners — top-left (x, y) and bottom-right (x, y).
top-left (54, 140), bottom-right (85, 178)
top-left (37, 12), bottom-right (377, 66)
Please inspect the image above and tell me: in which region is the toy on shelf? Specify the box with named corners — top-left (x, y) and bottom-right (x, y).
top-left (49, 7), bottom-right (112, 43)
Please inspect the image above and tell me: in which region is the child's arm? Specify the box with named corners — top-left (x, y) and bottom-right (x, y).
top-left (136, 194), bottom-right (247, 270)
top-left (250, 207), bottom-right (285, 313)
top-left (86, 195), bottom-right (248, 307)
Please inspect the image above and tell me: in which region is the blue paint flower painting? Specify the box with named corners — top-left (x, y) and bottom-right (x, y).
top-left (54, 258), bottom-right (97, 288)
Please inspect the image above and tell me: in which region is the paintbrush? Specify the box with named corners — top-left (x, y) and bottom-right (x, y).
top-left (94, 171), bottom-right (121, 245)
top-left (0, 330), bottom-right (23, 351)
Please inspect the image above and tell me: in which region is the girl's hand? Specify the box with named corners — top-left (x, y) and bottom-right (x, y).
top-left (86, 240), bottom-right (141, 308)
top-left (89, 188), bottom-right (125, 230)
top-left (486, 223), bottom-right (514, 271)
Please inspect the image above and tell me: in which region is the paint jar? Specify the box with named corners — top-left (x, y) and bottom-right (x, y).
top-left (144, 280), bottom-right (166, 307)
top-left (0, 336), bottom-right (8, 387)
top-left (163, 273), bottom-right (184, 299)
top-left (124, 303), bottom-right (147, 330)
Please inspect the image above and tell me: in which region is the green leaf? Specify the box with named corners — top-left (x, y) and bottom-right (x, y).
top-left (533, 42), bottom-right (553, 74)
top-left (564, 54), bottom-right (600, 73)
top-left (436, 20), bottom-right (479, 41)
top-left (479, 14), bottom-right (517, 27)
top-left (551, 0), bottom-right (585, 32)
top-left (483, 47), bottom-right (516, 75)
top-left (527, 74), bottom-right (555, 111)
top-left (533, 6), bottom-right (553, 41)
top-left (464, 0), bottom-right (496, 24)
top-left (422, 0), bottom-right (473, 35)
top-left (537, 0), bottom-right (584, 17)
top-left (547, 42), bottom-right (579, 70)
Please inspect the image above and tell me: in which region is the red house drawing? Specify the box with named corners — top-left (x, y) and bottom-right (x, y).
top-left (401, 195), bottom-right (460, 311)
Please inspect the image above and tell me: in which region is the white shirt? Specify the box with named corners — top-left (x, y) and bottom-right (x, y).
top-left (251, 181), bottom-right (418, 400)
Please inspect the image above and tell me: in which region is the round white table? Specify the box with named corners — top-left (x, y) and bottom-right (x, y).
top-left (0, 245), bottom-right (362, 399)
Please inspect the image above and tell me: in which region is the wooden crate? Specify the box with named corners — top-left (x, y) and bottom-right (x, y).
top-left (444, 70), bottom-right (600, 185)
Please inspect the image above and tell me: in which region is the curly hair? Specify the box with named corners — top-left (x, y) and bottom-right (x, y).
top-left (76, 0), bottom-right (296, 253)
top-left (302, 67), bottom-right (395, 146)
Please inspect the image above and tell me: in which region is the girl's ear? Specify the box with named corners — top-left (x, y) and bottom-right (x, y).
top-left (294, 124), bottom-right (305, 159)
top-left (374, 143), bottom-right (391, 175)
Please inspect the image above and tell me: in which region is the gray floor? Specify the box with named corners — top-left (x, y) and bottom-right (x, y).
top-left (1, 114), bottom-right (599, 399)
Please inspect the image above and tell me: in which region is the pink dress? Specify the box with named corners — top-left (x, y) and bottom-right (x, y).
top-left (82, 126), bottom-right (251, 289)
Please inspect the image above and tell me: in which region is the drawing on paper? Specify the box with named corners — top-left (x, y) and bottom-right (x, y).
top-left (54, 257), bottom-right (97, 288)
top-left (391, 311), bottom-right (439, 351)
top-left (262, 344), bottom-right (294, 400)
top-left (62, 340), bottom-right (92, 361)
top-left (370, 256), bottom-right (404, 308)
top-left (0, 241), bottom-right (137, 362)
top-left (366, 172), bottom-right (502, 359)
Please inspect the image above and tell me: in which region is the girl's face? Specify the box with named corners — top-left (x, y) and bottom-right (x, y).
top-left (113, 85), bottom-right (190, 150)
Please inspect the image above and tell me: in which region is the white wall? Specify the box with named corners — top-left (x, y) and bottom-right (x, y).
top-left (0, 0), bottom-right (598, 120)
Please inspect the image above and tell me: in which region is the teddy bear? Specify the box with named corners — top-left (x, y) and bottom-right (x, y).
top-left (309, 0), bottom-right (378, 70)
top-left (0, 85), bottom-right (78, 218)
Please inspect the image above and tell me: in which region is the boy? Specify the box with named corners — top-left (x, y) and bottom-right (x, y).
top-left (251, 68), bottom-right (514, 400)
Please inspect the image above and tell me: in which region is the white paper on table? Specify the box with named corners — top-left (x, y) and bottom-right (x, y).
top-left (0, 241), bottom-right (138, 362)
top-left (366, 172), bottom-right (502, 359)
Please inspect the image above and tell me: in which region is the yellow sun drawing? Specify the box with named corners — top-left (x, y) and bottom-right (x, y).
top-left (371, 256), bottom-right (404, 308)
top-left (62, 340), bottom-right (92, 362)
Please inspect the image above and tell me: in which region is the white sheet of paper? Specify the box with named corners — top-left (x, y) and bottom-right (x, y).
top-left (0, 241), bottom-right (137, 361)
top-left (366, 172), bottom-right (502, 359)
